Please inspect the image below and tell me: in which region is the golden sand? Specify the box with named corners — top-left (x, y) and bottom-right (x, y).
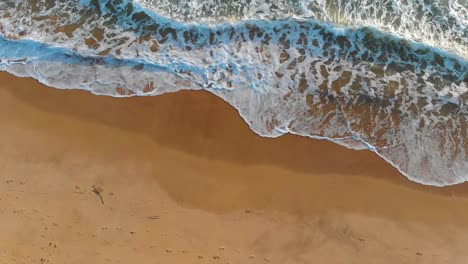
top-left (1, 71), bottom-right (468, 263)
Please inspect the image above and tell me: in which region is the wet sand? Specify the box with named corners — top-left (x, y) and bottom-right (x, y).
top-left (1, 71), bottom-right (468, 263)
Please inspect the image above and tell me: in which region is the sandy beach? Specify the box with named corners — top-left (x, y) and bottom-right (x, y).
top-left (0, 71), bottom-right (468, 263)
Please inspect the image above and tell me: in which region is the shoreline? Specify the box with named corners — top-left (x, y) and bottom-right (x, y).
top-left (5, 71), bottom-right (468, 193)
top-left (1, 71), bottom-right (468, 263)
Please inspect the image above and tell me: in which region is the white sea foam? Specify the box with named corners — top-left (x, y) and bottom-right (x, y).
top-left (137, 0), bottom-right (468, 57)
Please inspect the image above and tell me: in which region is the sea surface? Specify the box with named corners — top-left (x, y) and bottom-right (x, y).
top-left (0, 0), bottom-right (466, 186)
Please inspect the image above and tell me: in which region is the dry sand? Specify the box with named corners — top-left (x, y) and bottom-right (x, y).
top-left (1, 71), bottom-right (468, 263)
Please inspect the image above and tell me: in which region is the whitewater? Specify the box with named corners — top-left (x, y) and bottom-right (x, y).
top-left (0, 0), bottom-right (466, 186)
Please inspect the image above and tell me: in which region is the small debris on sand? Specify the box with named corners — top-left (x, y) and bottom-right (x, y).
top-left (92, 185), bottom-right (105, 205)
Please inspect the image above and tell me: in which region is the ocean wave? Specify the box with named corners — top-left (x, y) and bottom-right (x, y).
top-left (0, 0), bottom-right (467, 186)
top-left (137, 0), bottom-right (468, 57)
